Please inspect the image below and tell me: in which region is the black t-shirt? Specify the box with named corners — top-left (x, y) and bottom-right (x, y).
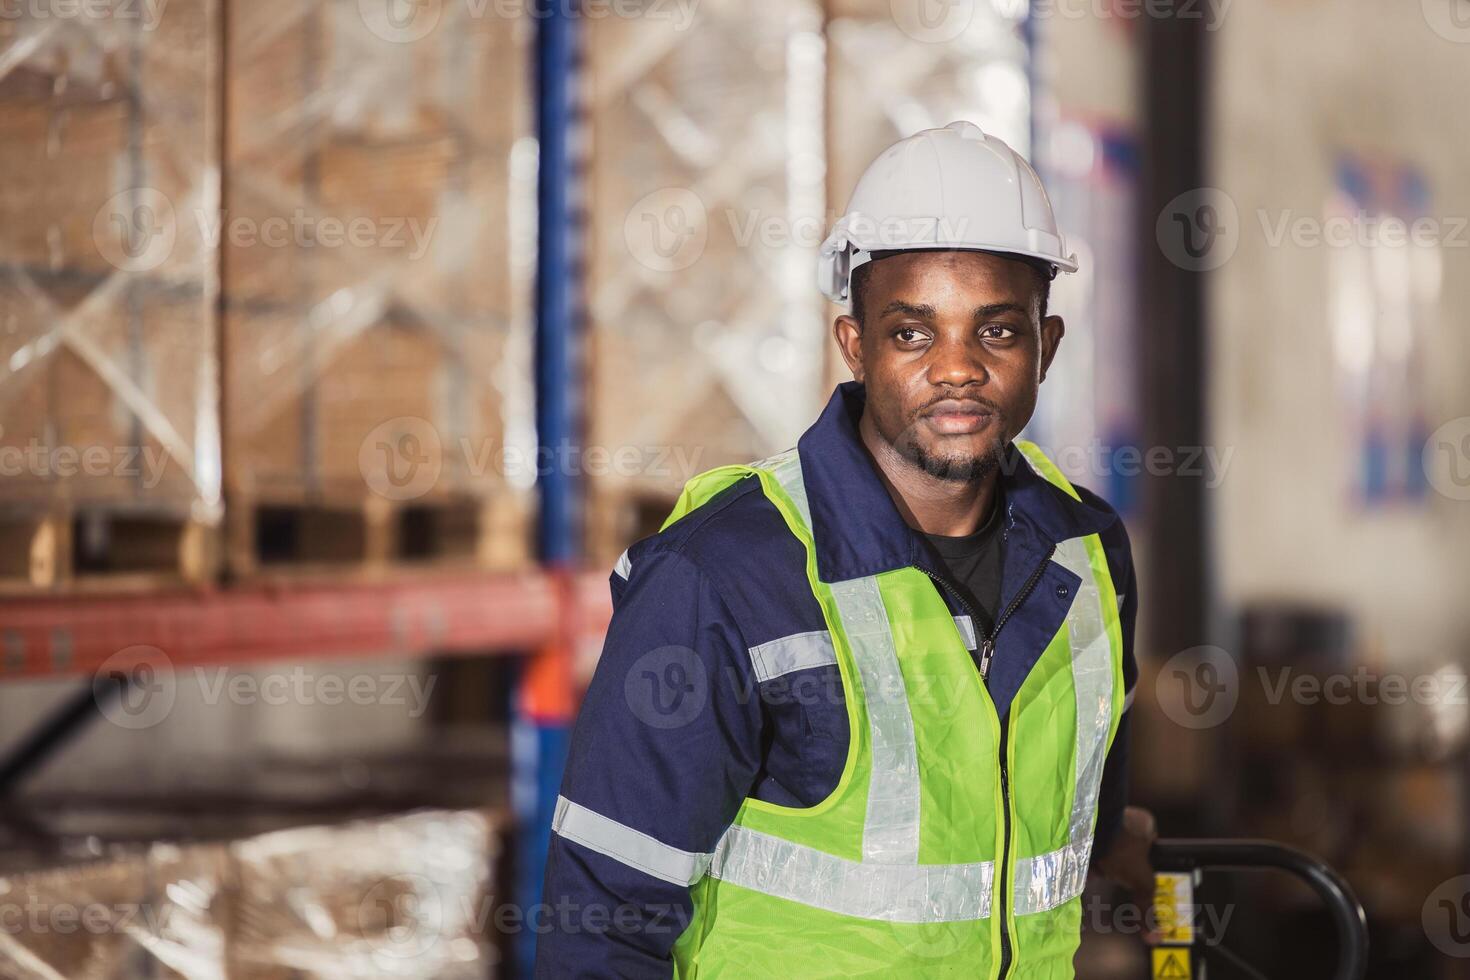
top-left (921, 486), bottom-right (1006, 641)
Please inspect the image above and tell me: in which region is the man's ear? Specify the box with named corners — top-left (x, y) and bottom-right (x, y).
top-left (1038, 314), bottom-right (1065, 383)
top-left (834, 314), bottom-right (865, 382)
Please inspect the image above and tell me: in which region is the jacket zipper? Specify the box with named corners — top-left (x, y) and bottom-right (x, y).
top-left (995, 721), bottom-right (1014, 980)
top-left (916, 541), bottom-right (1056, 980)
top-left (978, 542), bottom-right (1056, 682)
top-left (914, 541), bottom-right (1055, 681)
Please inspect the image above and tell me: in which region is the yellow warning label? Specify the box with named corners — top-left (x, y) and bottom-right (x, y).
top-left (1153, 872), bottom-right (1195, 945)
top-left (1152, 948), bottom-right (1191, 980)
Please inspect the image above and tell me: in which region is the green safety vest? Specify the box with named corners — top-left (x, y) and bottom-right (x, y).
top-left (662, 440), bottom-right (1125, 979)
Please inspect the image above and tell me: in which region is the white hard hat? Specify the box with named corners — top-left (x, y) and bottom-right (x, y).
top-left (818, 120), bottom-right (1078, 304)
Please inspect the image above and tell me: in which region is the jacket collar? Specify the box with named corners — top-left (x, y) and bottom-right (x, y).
top-left (795, 381), bottom-right (1118, 584)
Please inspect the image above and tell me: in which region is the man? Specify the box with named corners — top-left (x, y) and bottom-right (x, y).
top-left (539, 121), bottom-right (1156, 978)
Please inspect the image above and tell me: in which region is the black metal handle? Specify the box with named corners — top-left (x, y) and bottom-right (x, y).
top-left (1150, 838), bottom-right (1369, 980)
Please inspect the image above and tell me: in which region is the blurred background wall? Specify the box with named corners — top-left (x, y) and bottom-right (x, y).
top-left (1212, 0), bottom-right (1470, 669)
top-left (0, 0), bottom-right (1466, 976)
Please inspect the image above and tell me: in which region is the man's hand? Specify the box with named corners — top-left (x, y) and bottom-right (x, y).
top-left (1094, 806), bottom-right (1159, 944)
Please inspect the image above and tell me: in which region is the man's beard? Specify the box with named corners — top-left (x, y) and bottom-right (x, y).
top-left (903, 434), bottom-right (1006, 484)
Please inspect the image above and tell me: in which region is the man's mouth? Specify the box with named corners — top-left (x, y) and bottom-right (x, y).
top-left (922, 399), bottom-right (995, 435)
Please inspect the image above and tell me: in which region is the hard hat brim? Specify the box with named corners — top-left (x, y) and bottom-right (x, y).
top-left (822, 243), bottom-right (1078, 304)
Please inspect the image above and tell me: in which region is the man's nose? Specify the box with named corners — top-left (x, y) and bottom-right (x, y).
top-left (926, 334), bottom-right (989, 387)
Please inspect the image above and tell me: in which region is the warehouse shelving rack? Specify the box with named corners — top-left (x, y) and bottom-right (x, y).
top-left (0, 8), bottom-right (589, 977)
top-left (0, 570), bottom-right (612, 787)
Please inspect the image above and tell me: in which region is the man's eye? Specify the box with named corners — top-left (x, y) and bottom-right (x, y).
top-left (895, 327), bottom-right (923, 343)
top-left (981, 324), bottom-right (1017, 340)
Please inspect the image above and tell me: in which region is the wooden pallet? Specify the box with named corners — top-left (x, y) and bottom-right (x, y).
top-left (225, 491), bottom-right (531, 581)
top-left (0, 507), bottom-right (217, 594)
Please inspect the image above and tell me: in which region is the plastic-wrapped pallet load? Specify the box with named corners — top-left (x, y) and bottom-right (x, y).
top-left (584, 0), bottom-right (1036, 566)
top-left (0, 841), bottom-right (234, 978)
top-left (222, 1), bottom-right (535, 576)
top-left (0, 808), bottom-right (502, 978)
top-left (825, 0), bottom-right (1033, 230)
top-left (0, 0), bottom-right (221, 589)
top-left (228, 809), bottom-right (497, 977)
top-left (583, 0), bottom-right (829, 566)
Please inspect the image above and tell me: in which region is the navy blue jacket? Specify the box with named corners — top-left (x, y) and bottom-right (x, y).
top-left (537, 382), bottom-right (1138, 978)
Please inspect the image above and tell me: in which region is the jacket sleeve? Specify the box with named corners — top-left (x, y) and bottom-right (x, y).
top-left (1091, 516), bottom-right (1139, 861)
top-left (535, 548), bottom-right (763, 979)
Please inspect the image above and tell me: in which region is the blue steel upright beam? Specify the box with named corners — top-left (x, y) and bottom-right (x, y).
top-left (532, 9), bottom-right (582, 563)
top-left (516, 2), bottom-right (582, 976)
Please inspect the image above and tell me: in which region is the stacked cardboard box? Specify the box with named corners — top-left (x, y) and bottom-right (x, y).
top-left (0, 0), bottom-right (536, 584)
top-left (221, 0), bottom-right (533, 575)
top-left (0, 1), bottom-right (221, 587)
top-left (582, 0), bottom-right (829, 565)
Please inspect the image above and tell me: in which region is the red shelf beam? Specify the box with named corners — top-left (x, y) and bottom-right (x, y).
top-left (0, 570), bottom-right (614, 681)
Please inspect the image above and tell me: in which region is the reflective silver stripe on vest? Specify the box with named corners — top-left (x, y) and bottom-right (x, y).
top-left (749, 448), bottom-right (814, 534)
top-left (1012, 836), bottom-right (1094, 916)
top-left (552, 796), bottom-right (711, 887)
top-left (953, 614), bottom-right (977, 651)
top-left (747, 620), bottom-right (973, 682)
top-left (762, 452), bottom-right (922, 863)
top-left (829, 576), bottom-right (922, 862)
top-left (748, 630), bottom-right (836, 681)
top-left (1012, 533), bottom-right (1116, 915)
top-left (711, 824), bottom-right (994, 923)
top-left (1050, 536), bottom-right (1116, 850)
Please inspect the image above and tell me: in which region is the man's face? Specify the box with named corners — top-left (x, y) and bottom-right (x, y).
top-left (833, 249), bottom-right (1065, 483)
